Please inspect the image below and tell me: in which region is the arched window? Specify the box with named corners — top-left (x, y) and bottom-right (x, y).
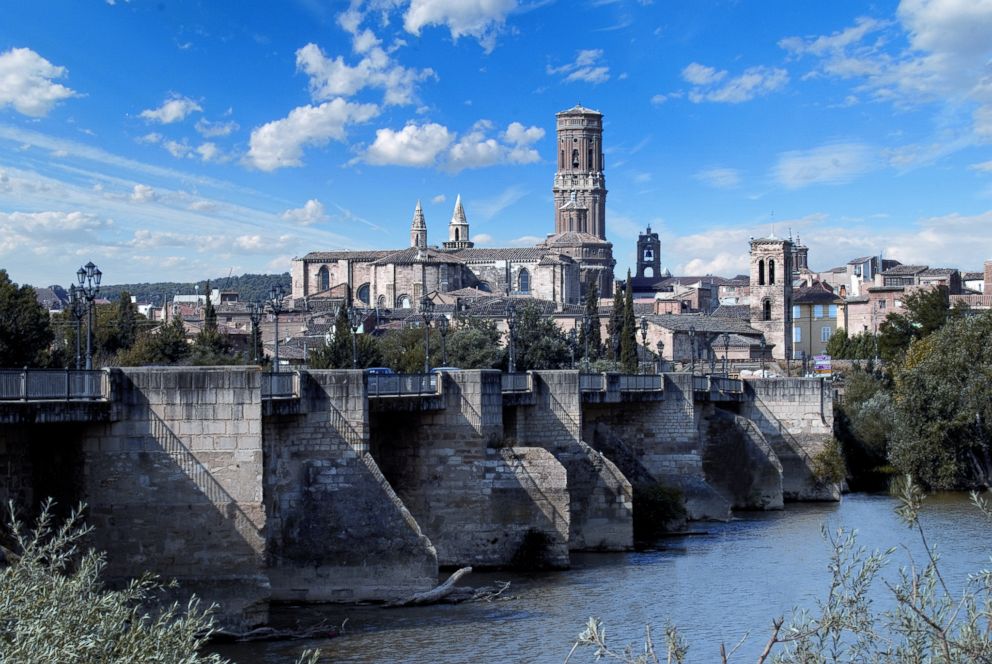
top-left (572, 149), bottom-right (579, 168)
top-left (644, 266), bottom-right (655, 278)
top-left (317, 266), bottom-right (329, 291)
top-left (560, 150), bottom-right (564, 168)
top-left (455, 228), bottom-right (460, 241)
top-left (758, 260), bottom-right (765, 286)
top-left (397, 294), bottom-right (411, 309)
top-left (769, 259), bottom-right (776, 284)
top-left (762, 299), bottom-right (772, 321)
top-left (357, 283), bottom-right (370, 305)
top-left (518, 269), bottom-right (530, 294)
top-left (587, 147), bottom-right (593, 169)
top-left (377, 295), bottom-right (386, 309)
top-left (478, 281), bottom-right (492, 293)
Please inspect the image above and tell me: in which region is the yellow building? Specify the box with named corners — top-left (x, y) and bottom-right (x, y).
top-left (791, 282), bottom-right (843, 360)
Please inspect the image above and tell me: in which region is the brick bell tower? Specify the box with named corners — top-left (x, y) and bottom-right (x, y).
top-left (749, 236), bottom-right (794, 361)
top-left (553, 105), bottom-right (607, 239)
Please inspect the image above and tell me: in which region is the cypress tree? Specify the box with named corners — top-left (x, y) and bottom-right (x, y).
top-left (620, 270), bottom-right (639, 372)
top-left (580, 282), bottom-right (602, 360)
top-left (608, 283), bottom-right (624, 362)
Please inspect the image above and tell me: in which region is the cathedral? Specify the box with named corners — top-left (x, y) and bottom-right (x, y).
top-left (291, 105), bottom-right (616, 309)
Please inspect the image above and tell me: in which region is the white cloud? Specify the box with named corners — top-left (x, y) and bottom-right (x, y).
top-left (695, 167), bottom-right (741, 189)
top-left (296, 41), bottom-right (434, 107)
top-left (547, 49), bottom-right (610, 84)
top-left (780, 3), bottom-right (992, 141)
top-left (195, 142), bottom-right (222, 162)
top-left (281, 199), bottom-right (328, 226)
top-left (445, 120), bottom-right (543, 172)
top-left (969, 159), bottom-right (992, 172)
top-left (139, 94), bottom-right (202, 124)
top-left (431, 193), bottom-right (446, 204)
top-left (685, 64), bottom-right (788, 103)
top-left (130, 184), bottom-right (157, 202)
top-left (508, 234), bottom-right (543, 247)
top-left (681, 62), bottom-right (726, 86)
top-left (362, 122), bottom-right (454, 166)
top-left (471, 233), bottom-right (493, 245)
top-left (247, 98), bottom-right (380, 170)
top-left (773, 142), bottom-right (878, 188)
top-left (403, 0), bottom-right (517, 52)
top-left (163, 139), bottom-right (191, 158)
top-left (0, 47), bottom-right (78, 117)
top-left (138, 132), bottom-right (162, 144)
top-left (195, 118), bottom-right (239, 137)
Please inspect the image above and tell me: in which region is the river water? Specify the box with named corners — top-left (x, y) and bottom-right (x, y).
top-left (211, 493), bottom-right (991, 663)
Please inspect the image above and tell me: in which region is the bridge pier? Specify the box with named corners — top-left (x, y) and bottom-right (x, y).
top-left (370, 370), bottom-right (571, 568)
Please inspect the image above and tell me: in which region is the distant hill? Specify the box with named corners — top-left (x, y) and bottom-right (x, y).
top-left (92, 273), bottom-right (292, 305)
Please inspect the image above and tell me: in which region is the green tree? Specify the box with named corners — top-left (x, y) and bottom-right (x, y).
top-left (0, 270), bottom-right (54, 367)
top-left (888, 312), bottom-right (992, 488)
top-left (446, 318), bottom-right (505, 369)
top-left (579, 282), bottom-right (602, 361)
top-left (513, 303), bottom-right (570, 371)
top-left (619, 271), bottom-right (638, 373)
top-left (377, 326), bottom-right (431, 373)
top-left (878, 286), bottom-right (953, 361)
top-left (190, 287), bottom-right (237, 365)
top-left (608, 283), bottom-right (624, 362)
top-left (825, 329), bottom-right (850, 358)
top-left (115, 291), bottom-right (137, 352)
top-left (118, 315), bottom-right (191, 366)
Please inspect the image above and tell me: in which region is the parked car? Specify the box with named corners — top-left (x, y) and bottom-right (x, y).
top-left (430, 367), bottom-right (462, 374)
top-left (365, 367), bottom-right (395, 375)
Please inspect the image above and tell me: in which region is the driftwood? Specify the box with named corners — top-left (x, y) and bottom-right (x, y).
top-left (387, 566), bottom-right (473, 607)
top-left (210, 620), bottom-right (340, 643)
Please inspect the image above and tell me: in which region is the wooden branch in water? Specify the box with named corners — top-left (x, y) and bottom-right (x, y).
top-left (387, 566), bottom-right (473, 607)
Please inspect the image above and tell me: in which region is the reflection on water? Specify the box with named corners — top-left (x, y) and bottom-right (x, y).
top-left (210, 493), bottom-right (992, 663)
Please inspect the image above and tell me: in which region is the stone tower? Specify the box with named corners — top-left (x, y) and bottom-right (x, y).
top-left (791, 234), bottom-right (809, 279)
top-left (749, 236), bottom-right (794, 361)
top-left (985, 259), bottom-right (992, 294)
top-left (410, 200), bottom-right (427, 249)
top-left (553, 105), bottom-right (607, 239)
top-left (636, 226), bottom-right (661, 279)
top-left (442, 194), bottom-right (473, 250)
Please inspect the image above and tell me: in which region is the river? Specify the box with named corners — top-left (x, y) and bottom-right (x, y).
top-left (210, 492), bottom-right (992, 663)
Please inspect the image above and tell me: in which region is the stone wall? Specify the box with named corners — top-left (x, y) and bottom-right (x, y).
top-left (740, 378), bottom-right (839, 501)
top-left (582, 373), bottom-right (731, 520)
top-left (701, 406), bottom-right (783, 510)
top-left (263, 370), bottom-right (437, 602)
top-left (82, 368), bottom-right (269, 629)
top-left (508, 371), bottom-right (632, 550)
top-left (370, 370), bottom-right (570, 568)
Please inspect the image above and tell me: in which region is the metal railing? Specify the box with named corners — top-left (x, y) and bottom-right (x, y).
top-left (710, 376), bottom-right (744, 393)
top-left (0, 369), bottom-right (107, 401)
top-left (261, 372), bottom-right (299, 399)
top-left (579, 373), bottom-right (606, 392)
top-left (501, 372), bottom-right (532, 393)
top-left (367, 373), bottom-right (438, 397)
top-left (692, 375), bottom-right (711, 392)
top-left (616, 374), bottom-right (663, 392)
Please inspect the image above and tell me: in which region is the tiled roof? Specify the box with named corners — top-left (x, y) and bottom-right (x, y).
top-left (920, 268), bottom-right (958, 277)
top-left (793, 283), bottom-right (843, 304)
top-left (881, 264), bottom-right (928, 276)
top-left (301, 250), bottom-right (396, 262)
top-left (712, 304), bottom-right (750, 320)
top-left (538, 254), bottom-right (576, 266)
top-left (370, 247), bottom-right (466, 266)
top-left (847, 256), bottom-right (875, 264)
top-left (963, 272), bottom-right (985, 281)
top-left (645, 313), bottom-right (760, 335)
top-left (539, 231), bottom-right (610, 247)
top-left (454, 247), bottom-right (548, 261)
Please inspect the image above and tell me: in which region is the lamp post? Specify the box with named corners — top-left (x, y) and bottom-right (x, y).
top-left (722, 333), bottom-right (731, 376)
top-left (506, 302), bottom-right (517, 373)
top-left (268, 286), bottom-right (285, 372)
top-left (688, 325), bottom-right (696, 375)
top-left (760, 337), bottom-right (767, 376)
top-left (656, 339), bottom-right (665, 374)
top-left (611, 334), bottom-right (619, 372)
top-left (639, 316), bottom-right (648, 374)
top-left (568, 328), bottom-right (577, 369)
top-left (68, 284), bottom-right (86, 369)
top-left (348, 307), bottom-right (362, 369)
top-left (247, 301), bottom-right (262, 364)
top-left (420, 296), bottom-right (434, 373)
top-left (438, 316), bottom-right (449, 366)
top-left (76, 262), bottom-right (101, 370)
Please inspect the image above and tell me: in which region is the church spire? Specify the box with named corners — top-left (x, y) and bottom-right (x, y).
top-left (410, 200), bottom-right (427, 249)
top-left (442, 194), bottom-right (473, 250)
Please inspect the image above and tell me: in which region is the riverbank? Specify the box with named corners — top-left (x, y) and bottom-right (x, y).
top-left (209, 493), bottom-right (990, 663)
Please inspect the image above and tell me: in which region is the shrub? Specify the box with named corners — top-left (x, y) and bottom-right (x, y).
top-left (632, 482), bottom-right (687, 542)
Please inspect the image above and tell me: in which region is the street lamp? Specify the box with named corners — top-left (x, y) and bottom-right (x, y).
top-left (268, 285), bottom-right (285, 373)
top-left (688, 325), bottom-right (696, 375)
top-left (656, 339), bottom-right (665, 374)
top-left (68, 284), bottom-right (86, 369)
top-left (348, 307), bottom-right (362, 369)
top-left (759, 337), bottom-right (767, 376)
top-left (639, 316), bottom-right (648, 374)
top-left (75, 262), bottom-right (101, 370)
top-left (247, 301), bottom-right (263, 364)
top-left (506, 302), bottom-right (517, 373)
top-left (581, 314), bottom-right (591, 370)
top-left (722, 333), bottom-right (731, 376)
top-left (568, 328), bottom-right (577, 369)
top-left (421, 296), bottom-right (434, 373)
top-left (438, 315), bottom-right (449, 366)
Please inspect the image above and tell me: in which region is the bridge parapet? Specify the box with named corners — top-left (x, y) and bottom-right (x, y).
top-left (0, 369), bottom-right (113, 424)
top-left (581, 373), bottom-right (665, 403)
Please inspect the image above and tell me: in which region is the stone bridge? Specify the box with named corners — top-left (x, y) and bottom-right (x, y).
top-left (0, 367), bottom-right (836, 628)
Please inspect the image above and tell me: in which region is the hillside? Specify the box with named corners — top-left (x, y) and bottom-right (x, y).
top-left (84, 273), bottom-right (292, 305)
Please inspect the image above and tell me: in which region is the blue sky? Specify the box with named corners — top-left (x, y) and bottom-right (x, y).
top-left (2, 0), bottom-right (992, 289)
